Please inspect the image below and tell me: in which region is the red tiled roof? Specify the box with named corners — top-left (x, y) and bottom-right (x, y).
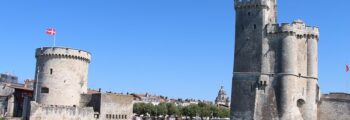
top-left (87, 89), bottom-right (100, 94)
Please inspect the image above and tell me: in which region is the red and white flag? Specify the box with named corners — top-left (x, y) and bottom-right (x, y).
top-left (346, 64), bottom-right (349, 72)
top-left (46, 28), bottom-right (56, 35)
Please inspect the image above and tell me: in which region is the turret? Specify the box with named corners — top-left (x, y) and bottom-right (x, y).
top-left (277, 20), bottom-right (319, 120)
top-left (33, 47), bottom-right (91, 106)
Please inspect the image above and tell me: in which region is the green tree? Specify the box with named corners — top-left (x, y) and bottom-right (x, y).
top-left (144, 103), bottom-right (155, 116)
top-left (199, 106), bottom-right (210, 119)
top-left (209, 105), bottom-right (219, 118)
top-left (166, 103), bottom-right (178, 116)
top-left (187, 104), bottom-right (199, 119)
top-left (217, 107), bottom-right (230, 118)
top-left (133, 103), bottom-right (142, 115)
top-left (156, 102), bottom-right (168, 116)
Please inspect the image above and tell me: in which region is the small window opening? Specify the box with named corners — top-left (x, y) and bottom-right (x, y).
top-left (41, 87), bottom-right (49, 93)
top-left (94, 114), bottom-right (99, 118)
top-left (50, 68), bottom-right (53, 75)
top-left (254, 24), bottom-right (257, 29)
top-left (297, 99), bottom-right (305, 108)
top-left (248, 12), bottom-right (251, 16)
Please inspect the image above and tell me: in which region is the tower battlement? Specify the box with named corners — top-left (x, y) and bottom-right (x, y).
top-left (35, 47), bottom-right (91, 63)
top-left (266, 20), bottom-right (319, 39)
top-left (234, 0), bottom-right (275, 10)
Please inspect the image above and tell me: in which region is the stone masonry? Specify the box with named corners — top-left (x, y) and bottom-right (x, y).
top-left (28, 47), bottom-right (133, 120)
top-left (230, 0), bottom-right (320, 119)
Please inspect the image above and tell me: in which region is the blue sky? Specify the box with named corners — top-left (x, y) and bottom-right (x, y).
top-left (0, 0), bottom-right (349, 101)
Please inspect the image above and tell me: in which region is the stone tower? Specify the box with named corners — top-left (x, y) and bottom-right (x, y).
top-left (33, 47), bottom-right (91, 106)
top-left (231, 0), bottom-right (320, 120)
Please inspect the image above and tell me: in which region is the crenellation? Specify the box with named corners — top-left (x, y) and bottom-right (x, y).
top-left (234, 0), bottom-right (273, 10)
top-left (266, 21), bottom-right (319, 42)
top-left (36, 47), bottom-right (91, 63)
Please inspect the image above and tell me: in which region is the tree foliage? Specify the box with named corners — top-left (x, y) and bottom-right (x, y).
top-left (133, 102), bottom-right (230, 119)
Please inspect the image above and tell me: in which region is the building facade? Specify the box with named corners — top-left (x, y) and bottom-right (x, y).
top-left (214, 86), bottom-right (230, 107)
top-left (0, 73), bottom-right (18, 84)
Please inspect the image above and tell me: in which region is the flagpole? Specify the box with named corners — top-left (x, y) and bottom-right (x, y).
top-left (347, 64), bottom-right (348, 93)
top-left (53, 35), bottom-right (56, 47)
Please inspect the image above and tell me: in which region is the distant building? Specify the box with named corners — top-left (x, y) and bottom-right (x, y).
top-left (214, 86), bottom-right (230, 107)
top-left (0, 73), bottom-right (33, 118)
top-left (24, 79), bottom-right (34, 89)
top-left (0, 82), bottom-right (33, 118)
top-left (131, 93), bottom-right (213, 107)
top-left (0, 73), bottom-right (18, 83)
top-left (131, 93), bottom-right (166, 105)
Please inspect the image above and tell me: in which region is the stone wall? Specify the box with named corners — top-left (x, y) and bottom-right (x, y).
top-left (0, 84), bottom-right (14, 116)
top-left (318, 93), bottom-right (350, 120)
top-left (34, 47), bottom-right (91, 106)
top-left (79, 93), bottom-right (133, 120)
top-left (29, 102), bottom-right (96, 120)
top-left (93, 93), bottom-right (133, 120)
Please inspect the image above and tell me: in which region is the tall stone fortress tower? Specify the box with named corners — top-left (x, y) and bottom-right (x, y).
top-left (231, 0), bottom-right (320, 120)
top-left (33, 47), bottom-right (91, 106)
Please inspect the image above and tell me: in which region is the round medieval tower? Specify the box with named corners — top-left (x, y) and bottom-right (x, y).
top-left (33, 47), bottom-right (91, 106)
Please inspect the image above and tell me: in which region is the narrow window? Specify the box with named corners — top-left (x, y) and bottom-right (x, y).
top-left (248, 12), bottom-right (251, 16)
top-left (254, 24), bottom-right (257, 29)
top-left (50, 68), bottom-right (53, 75)
top-left (41, 87), bottom-right (49, 93)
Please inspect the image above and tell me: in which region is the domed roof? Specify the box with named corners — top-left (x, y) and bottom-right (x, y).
top-left (218, 86), bottom-right (226, 95)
